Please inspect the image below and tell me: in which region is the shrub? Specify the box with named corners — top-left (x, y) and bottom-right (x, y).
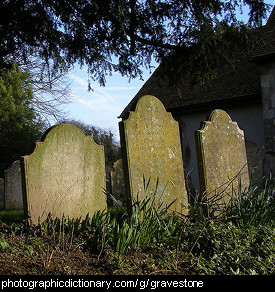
top-left (185, 221), bottom-right (275, 275)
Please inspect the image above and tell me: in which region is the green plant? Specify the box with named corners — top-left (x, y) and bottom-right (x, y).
top-left (102, 177), bottom-right (183, 260)
top-left (0, 240), bottom-right (10, 250)
top-left (0, 210), bottom-right (24, 223)
top-left (37, 213), bottom-right (89, 252)
top-left (0, 177), bottom-right (274, 275)
top-left (228, 175), bottom-right (275, 226)
top-left (187, 174), bottom-right (274, 225)
top-left (186, 221), bottom-right (275, 275)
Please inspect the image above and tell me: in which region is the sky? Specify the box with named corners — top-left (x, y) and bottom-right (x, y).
top-left (60, 2), bottom-right (274, 141)
top-left (64, 65), bottom-right (153, 140)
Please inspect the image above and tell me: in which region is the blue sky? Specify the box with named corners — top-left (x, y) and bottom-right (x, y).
top-left (65, 65), bottom-right (153, 140)
top-left (62, 3), bottom-right (274, 141)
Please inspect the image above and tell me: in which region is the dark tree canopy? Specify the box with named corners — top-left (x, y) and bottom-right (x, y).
top-left (0, 0), bottom-right (271, 86)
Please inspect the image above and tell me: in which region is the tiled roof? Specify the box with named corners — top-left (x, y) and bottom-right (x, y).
top-left (120, 6), bottom-right (274, 119)
top-left (120, 54), bottom-right (262, 118)
top-left (253, 6), bottom-right (275, 59)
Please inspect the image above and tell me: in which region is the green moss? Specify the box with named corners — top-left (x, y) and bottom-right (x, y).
top-left (121, 95), bottom-right (188, 215)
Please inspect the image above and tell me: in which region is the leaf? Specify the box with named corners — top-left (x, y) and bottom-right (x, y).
top-left (0, 241), bottom-right (10, 250)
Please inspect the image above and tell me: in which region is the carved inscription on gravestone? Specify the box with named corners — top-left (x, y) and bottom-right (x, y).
top-left (21, 124), bottom-right (106, 224)
top-left (195, 109), bottom-right (250, 205)
top-left (119, 95), bottom-right (188, 214)
top-left (4, 160), bottom-right (23, 210)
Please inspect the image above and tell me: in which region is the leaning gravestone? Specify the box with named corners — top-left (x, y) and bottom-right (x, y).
top-left (21, 124), bottom-right (107, 224)
top-left (195, 109), bottom-right (250, 205)
top-left (119, 95), bottom-right (188, 214)
top-left (4, 160), bottom-right (23, 210)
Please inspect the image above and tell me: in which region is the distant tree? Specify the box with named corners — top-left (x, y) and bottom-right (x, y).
top-left (19, 57), bottom-right (72, 121)
top-left (62, 119), bottom-right (121, 167)
top-left (0, 0), bottom-right (271, 87)
top-left (0, 64), bottom-right (47, 176)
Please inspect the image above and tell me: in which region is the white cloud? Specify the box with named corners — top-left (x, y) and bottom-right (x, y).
top-left (77, 96), bottom-right (119, 112)
top-left (96, 87), bottom-right (116, 104)
top-left (65, 67), bottom-right (147, 139)
top-left (68, 73), bottom-right (116, 110)
top-left (68, 72), bottom-right (89, 88)
top-left (103, 86), bottom-right (140, 91)
top-left (68, 88), bottom-right (81, 101)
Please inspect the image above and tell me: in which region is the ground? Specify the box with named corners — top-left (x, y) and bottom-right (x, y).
top-left (0, 233), bottom-right (194, 275)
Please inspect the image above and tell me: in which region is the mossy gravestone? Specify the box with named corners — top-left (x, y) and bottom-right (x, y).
top-left (119, 95), bottom-right (188, 214)
top-left (195, 109), bottom-right (250, 205)
top-left (21, 124), bottom-right (106, 224)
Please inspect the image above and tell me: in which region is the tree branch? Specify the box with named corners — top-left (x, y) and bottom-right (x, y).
top-left (104, 8), bottom-right (180, 51)
top-left (130, 32), bottom-right (181, 50)
top-left (129, 0), bottom-right (137, 55)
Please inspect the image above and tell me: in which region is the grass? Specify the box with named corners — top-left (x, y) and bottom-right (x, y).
top-left (228, 174), bottom-right (275, 226)
top-left (0, 210), bottom-right (24, 223)
top-left (0, 175), bottom-right (274, 275)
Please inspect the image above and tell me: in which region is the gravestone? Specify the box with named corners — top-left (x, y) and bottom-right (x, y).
top-left (119, 95), bottom-right (188, 214)
top-left (21, 124), bottom-right (107, 224)
top-left (195, 109), bottom-right (250, 204)
top-left (245, 141), bottom-right (263, 184)
top-left (0, 178), bottom-right (4, 210)
top-left (110, 159), bottom-right (126, 206)
top-left (4, 160), bottom-right (23, 210)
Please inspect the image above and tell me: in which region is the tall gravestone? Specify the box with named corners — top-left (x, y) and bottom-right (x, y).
top-left (195, 109), bottom-right (250, 204)
top-left (4, 160), bottom-right (23, 210)
top-left (119, 95), bottom-right (188, 214)
top-left (21, 124), bottom-right (107, 224)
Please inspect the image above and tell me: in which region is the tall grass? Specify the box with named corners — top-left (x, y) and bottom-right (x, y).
top-left (188, 174), bottom-right (274, 225)
top-left (32, 174), bottom-right (273, 260)
top-left (2, 174), bottom-right (270, 264)
top-left (0, 174), bottom-right (273, 274)
top-left (101, 177), bottom-right (182, 259)
top-left (227, 174), bottom-right (275, 226)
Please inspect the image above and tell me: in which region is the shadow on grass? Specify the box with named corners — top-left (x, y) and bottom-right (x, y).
top-left (0, 210), bottom-right (24, 223)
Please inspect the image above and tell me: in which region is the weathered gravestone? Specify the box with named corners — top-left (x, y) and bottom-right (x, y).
top-left (21, 124), bottom-right (107, 224)
top-left (110, 159), bottom-right (126, 206)
top-left (195, 109), bottom-right (250, 205)
top-left (0, 178), bottom-right (4, 210)
top-left (119, 95), bottom-right (188, 214)
top-left (4, 160), bottom-right (23, 210)
top-left (245, 141), bottom-right (263, 184)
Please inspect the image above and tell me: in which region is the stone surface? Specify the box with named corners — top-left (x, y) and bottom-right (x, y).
top-left (21, 124), bottom-right (106, 224)
top-left (0, 178), bottom-right (4, 210)
top-left (110, 159), bottom-right (126, 206)
top-left (259, 61), bottom-right (275, 177)
top-left (119, 95), bottom-right (188, 214)
top-left (4, 160), bottom-right (23, 210)
top-left (245, 141), bottom-right (263, 184)
top-left (195, 109), bottom-right (250, 204)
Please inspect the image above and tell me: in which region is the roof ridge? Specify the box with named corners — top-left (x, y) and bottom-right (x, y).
top-left (266, 5), bottom-right (275, 27)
